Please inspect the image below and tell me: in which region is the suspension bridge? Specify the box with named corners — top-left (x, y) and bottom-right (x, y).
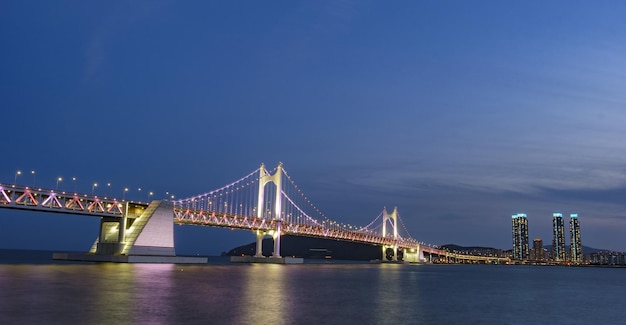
top-left (0, 163), bottom-right (509, 264)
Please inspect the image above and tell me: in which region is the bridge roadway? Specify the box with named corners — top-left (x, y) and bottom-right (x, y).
top-left (424, 251), bottom-right (510, 264)
top-left (0, 183), bottom-right (509, 264)
top-left (0, 183), bottom-right (141, 218)
top-left (174, 208), bottom-right (420, 252)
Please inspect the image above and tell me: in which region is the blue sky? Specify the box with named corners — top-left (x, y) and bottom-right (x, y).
top-left (2, 1), bottom-right (626, 255)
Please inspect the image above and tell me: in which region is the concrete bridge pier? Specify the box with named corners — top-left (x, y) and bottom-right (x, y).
top-left (94, 215), bottom-right (126, 255)
top-left (273, 220), bottom-right (282, 258)
top-left (254, 230), bottom-right (264, 257)
top-left (252, 227), bottom-right (283, 258)
top-left (422, 252), bottom-right (428, 263)
top-left (233, 227), bottom-right (302, 264)
top-left (254, 229), bottom-right (271, 257)
top-left (402, 247), bottom-right (422, 263)
top-left (54, 200), bottom-right (207, 263)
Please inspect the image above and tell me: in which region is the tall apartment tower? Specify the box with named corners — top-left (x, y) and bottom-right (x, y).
top-left (512, 213), bottom-right (529, 260)
top-left (532, 238), bottom-right (544, 261)
top-left (552, 213), bottom-right (566, 262)
top-left (570, 214), bottom-right (582, 263)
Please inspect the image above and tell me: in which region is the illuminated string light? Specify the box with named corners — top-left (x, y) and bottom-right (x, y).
top-left (0, 166), bottom-right (442, 255)
top-left (171, 164), bottom-right (424, 251)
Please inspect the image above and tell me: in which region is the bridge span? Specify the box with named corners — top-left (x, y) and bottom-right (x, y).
top-left (0, 163), bottom-right (509, 264)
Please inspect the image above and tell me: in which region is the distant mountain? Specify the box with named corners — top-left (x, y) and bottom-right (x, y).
top-left (440, 244), bottom-right (504, 256)
top-left (441, 244), bottom-right (502, 251)
top-left (226, 239), bottom-right (618, 261)
top-left (441, 244), bottom-right (613, 256)
top-left (225, 235), bottom-right (382, 260)
top-left (543, 245), bottom-right (608, 255)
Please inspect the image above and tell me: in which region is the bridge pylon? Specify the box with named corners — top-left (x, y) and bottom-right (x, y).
top-left (382, 207), bottom-right (399, 261)
top-left (255, 163), bottom-right (283, 258)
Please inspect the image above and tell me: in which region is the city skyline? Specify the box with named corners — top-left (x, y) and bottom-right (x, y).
top-left (2, 2), bottom-right (626, 255)
top-left (511, 211), bottom-right (588, 263)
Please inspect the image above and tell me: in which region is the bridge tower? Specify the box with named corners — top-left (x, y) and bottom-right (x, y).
top-left (382, 207), bottom-right (399, 261)
top-left (254, 163), bottom-right (283, 258)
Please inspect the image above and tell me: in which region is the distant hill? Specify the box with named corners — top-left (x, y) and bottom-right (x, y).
top-left (225, 235), bottom-right (382, 260)
top-left (543, 245), bottom-right (608, 255)
top-left (441, 244), bottom-right (612, 255)
top-left (441, 244), bottom-right (502, 251)
top-left (226, 239), bottom-right (618, 261)
top-left (440, 244), bottom-right (504, 256)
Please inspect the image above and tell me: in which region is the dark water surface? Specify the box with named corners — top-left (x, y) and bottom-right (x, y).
top-left (1, 252), bottom-right (624, 324)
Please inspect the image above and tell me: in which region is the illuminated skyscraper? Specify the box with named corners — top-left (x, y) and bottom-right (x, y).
top-left (532, 238), bottom-right (544, 261)
top-left (570, 214), bottom-right (582, 263)
top-left (512, 213), bottom-right (529, 260)
top-left (552, 213), bottom-right (566, 262)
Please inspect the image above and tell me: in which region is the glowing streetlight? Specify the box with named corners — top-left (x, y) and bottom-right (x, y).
top-left (31, 170), bottom-right (36, 187)
top-left (92, 183), bottom-right (98, 195)
top-left (123, 188), bottom-right (129, 200)
top-left (149, 191), bottom-right (154, 202)
top-left (56, 177), bottom-right (63, 190)
top-left (107, 183), bottom-right (111, 196)
top-left (14, 170), bottom-right (21, 184)
top-left (72, 177), bottom-right (77, 192)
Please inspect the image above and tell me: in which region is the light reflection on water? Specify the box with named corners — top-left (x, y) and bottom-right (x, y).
top-left (1, 263), bottom-right (626, 324)
top-left (132, 264), bottom-right (176, 324)
top-left (373, 264), bottom-right (424, 324)
top-left (238, 264), bottom-right (287, 325)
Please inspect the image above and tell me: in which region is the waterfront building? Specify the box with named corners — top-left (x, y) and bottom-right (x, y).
top-left (590, 251), bottom-right (626, 265)
top-left (531, 238), bottom-right (544, 262)
top-left (570, 214), bottom-right (582, 263)
top-left (512, 213), bottom-right (529, 260)
top-left (552, 213), bottom-right (566, 262)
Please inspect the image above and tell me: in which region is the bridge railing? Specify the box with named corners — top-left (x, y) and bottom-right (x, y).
top-left (0, 183), bottom-right (143, 217)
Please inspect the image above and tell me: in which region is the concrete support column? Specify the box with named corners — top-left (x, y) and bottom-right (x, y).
top-left (393, 244), bottom-right (398, 261)
top-left (254, 230), bottom-right (265, 257)
top-left (117, 202), bottom-right (128, 244)
top-left (98, 218), bottom-right (106, 242)
top-left (273, 221), bottom-right (282, 258)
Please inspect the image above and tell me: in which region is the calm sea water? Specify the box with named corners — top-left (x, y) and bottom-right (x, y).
top-left (1, 251), bottom-right (624, 324)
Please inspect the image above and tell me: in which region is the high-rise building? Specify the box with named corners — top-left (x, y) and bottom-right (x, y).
top-left (570, 213), bottom-right (582, 263)
top-left (531, 238), bottom-right (544, 261)
top-left (512, 213), bottom-right (529, 260)
top-left (552, 213), bottom-right (566, 262)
